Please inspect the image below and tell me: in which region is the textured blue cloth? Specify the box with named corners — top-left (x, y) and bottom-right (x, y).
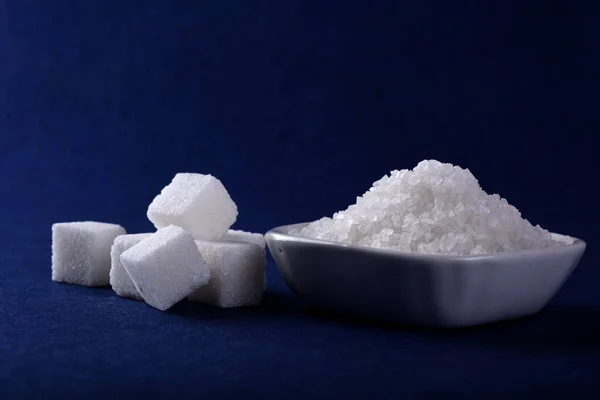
top-left (1, 1), bottom-right (599, 398)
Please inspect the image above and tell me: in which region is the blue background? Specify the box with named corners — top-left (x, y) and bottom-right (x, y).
top-left (1, 0), bottom-right (598, 398)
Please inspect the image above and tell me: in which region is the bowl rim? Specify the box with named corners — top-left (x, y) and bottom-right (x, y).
top-left (266, 222), bottom-right (586, 261)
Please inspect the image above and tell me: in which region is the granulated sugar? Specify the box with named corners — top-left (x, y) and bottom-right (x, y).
top-left (293, 160), bottom-right (571, 255)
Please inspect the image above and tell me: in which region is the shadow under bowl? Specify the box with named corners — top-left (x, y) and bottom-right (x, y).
top-left (265, 223), bottom-right (586, 328)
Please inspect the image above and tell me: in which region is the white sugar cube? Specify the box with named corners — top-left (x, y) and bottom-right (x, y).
top-left (188, 241), bottom-right (266, 308)
top-left (109, 233), bottom-right (152, 300)
top-left (147, 173), bottom-right (238, 240)
top-left (222, 229), bottom-right (265, 249)
top-left (52, 222), bottom-right (126, 286)
top-left (221, 230), bottom-right (267, 291)
top-left (120, 225), bottom-right (210, 311)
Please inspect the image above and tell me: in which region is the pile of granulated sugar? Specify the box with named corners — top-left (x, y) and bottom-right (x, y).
top-left (292, 160), bottom-right (572, 255)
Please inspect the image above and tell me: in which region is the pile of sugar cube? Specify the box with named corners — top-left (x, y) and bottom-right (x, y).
top-left (51, 173), bottom-right (267, 311)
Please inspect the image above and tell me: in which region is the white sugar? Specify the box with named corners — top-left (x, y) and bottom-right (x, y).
top-left (120, 225), bottom-right (210, 311)
top-left (52, 222), bottom-right (126, 286)
top-left (109, 233), bottom-right (152, 300)
top-left (147, 173), bottom-right (238, 240)
top-left (188, 241), bottom-right (266, 308)
top-left (295, 160), bottom-right (567, 255)
top-left (220, 229), bottom-right (266, 291)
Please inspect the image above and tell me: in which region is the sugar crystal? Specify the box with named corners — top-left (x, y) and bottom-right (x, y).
top-left (296, 160), bottom-right (568, 255)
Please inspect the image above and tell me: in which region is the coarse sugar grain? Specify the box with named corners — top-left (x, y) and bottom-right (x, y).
top-left (293, 160), bottom-right (571, 255)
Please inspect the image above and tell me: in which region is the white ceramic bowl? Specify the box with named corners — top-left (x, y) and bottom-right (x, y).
top-left (266, 223), bottom-right (586, 328)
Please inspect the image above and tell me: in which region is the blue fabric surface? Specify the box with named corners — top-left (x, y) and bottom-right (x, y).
top-left (1, 1), bottom-right (599, 398)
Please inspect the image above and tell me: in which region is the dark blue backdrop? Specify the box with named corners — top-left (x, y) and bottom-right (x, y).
top-left (1, 1), bottom-right (598, 398)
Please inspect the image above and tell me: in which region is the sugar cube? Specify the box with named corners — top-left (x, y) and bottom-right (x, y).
top-left (120, 225), bottom-right (210, 311)
top-left (147, 173), bottom-right (238, 240)
top-left (222, 229), bottom-right (265, 249)
top-left (52, 222), bottom-right (126, 286)
top-left (109, 233), bottom-right (152, 300)
top-left (220, 230), bottom-right (267, 291)
top-left (188, 241), bottom-right (266, 308)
